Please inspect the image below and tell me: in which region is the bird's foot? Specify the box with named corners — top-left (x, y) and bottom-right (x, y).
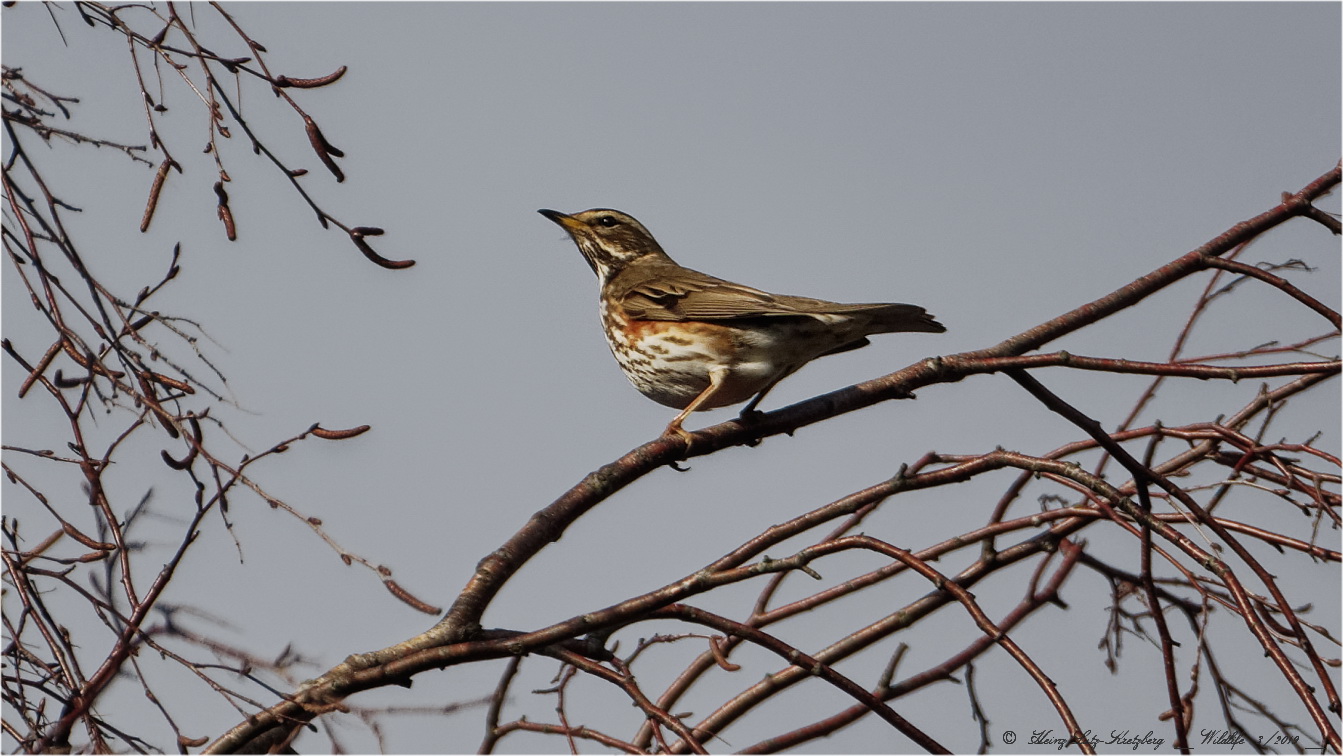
top-left (735, 408), bottom-right (766, 447)
top-left (663, 421), bottom-right (696, 459)
top-left (737, 407), bottom-right (765, 425)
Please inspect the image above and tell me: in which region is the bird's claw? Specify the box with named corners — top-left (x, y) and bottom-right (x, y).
top-left (737, 407), bottom-right (765, 425)
top-left (663, 422), bottom-right (696, 461)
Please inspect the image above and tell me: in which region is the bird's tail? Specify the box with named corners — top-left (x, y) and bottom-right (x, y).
top-left (861, 303), bottom-right (946, 334)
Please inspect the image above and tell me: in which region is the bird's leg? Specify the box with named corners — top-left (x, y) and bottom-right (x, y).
top-left (733, 380), bottom-right (780, 449)
top-left (737, 371), bottom-right (787, 423)
top-left (737, 387), bottom-right (772, 420)
top-left (664, 366), bottom-right (730, 447)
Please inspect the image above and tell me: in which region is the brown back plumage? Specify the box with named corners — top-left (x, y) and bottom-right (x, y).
top-left (611, 259), bottom-right (945, 334)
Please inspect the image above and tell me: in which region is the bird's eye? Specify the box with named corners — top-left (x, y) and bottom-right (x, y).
top-left (596, 215), bottom-right (619, 227)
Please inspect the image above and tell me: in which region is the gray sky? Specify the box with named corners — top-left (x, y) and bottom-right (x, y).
top-left (3, 2), bottom-right (1340, 753)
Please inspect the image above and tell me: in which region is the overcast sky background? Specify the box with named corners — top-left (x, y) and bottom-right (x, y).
top-left (3, 2), bottom-right (1340, 754)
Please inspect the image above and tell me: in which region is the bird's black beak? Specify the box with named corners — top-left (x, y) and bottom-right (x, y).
top-left (539, 208), bottom-right (585, 233)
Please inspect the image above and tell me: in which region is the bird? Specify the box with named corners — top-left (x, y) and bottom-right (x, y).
top-left (539, 208), bottom-right (945, 443)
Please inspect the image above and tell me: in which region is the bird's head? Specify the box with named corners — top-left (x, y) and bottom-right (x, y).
top-left (539, 208), bottom-right (670, 282)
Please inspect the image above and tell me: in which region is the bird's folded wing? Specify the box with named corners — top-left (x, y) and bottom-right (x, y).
top-left (617, 266), bottom-right (877, 322)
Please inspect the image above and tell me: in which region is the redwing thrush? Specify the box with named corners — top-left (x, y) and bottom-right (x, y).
top-left (540, 208), bottom-right (945, 442)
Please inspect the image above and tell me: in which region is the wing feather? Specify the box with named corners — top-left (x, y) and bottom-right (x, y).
top-left (612, 262), bottom-right (942, 335)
